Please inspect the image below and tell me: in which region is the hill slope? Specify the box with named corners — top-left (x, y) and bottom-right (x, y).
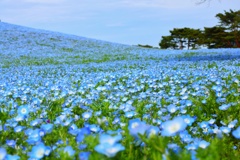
top-left (0, 22), bottom-right (169, 67)
top-left (0, 22), bottom-right (239, 68)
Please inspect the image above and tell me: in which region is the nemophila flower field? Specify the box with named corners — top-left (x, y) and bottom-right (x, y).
top-left (1, 22), bottom-right (240, 160)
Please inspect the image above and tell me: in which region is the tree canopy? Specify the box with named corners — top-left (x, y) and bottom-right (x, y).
top-left (159, 9), bottom-right (240, 49)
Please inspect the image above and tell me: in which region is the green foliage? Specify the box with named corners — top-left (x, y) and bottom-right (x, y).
top-left (159, 28), bottom-right (202, 50)
top-left (160, 9), bottom-right (240, 49)
top-left (159, 36), bottom-right (177, 49)
top-left (137, 44), bottom-right (154, 49)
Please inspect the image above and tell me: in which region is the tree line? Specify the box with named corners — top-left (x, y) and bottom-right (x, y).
top-left (159, 9), bottom-right (240, 49)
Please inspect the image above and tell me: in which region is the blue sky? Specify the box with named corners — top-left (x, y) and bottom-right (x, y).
top-left (1, 0), bottom-right (240, 47)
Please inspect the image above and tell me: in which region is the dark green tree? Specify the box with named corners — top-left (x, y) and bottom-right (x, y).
top-left (170, 28), bottom-right (186, 50)
top-left (183, 28), bottom-right (202, 49)
top-left (203, 26), bottom-right (229, 48)
top-left (159, 36), bottom-right (177, 49)
top-left (216, 9), bottom-right (240, 47)
top-left (159, 28), bottom-right (202, 50)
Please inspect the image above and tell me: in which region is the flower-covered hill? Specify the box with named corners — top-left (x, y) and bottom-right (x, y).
top-left (0, 22), bottom-right (240, 160)
top-left (0, 22), bottom-right (169, 67)
top-left (1, 22), bottom-right (238, 68)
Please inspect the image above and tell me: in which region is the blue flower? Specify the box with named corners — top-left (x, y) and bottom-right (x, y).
top-left (40, 123), bottom-right (53, 134)
top-left (161, 116), bottom-right (187, 137)
top-left (95, 143), bottom-right (125, 158)
top-left (63, 146), bottom-right (75, 157)
top-left (29, 143), bottom-right (48, 159)
top-left (219, 104), bottom-right (231, 110)
top-left (17, 105), bottom-right (29, 116)
top-left (88, 124), bottom-right (100, 133)
top-left (14, 126), bottom-right (25, 132)
top-left (79, 152), bottom-right (91, 160)
top-left (128, 119), bottom-right (150, 138)
top-left (198, 140), bottom-right (210, 149)
top-left (94, 133), bottom-right (125, 158)
top-left (6, 154), bottom-right (20, 160)
top-left (99, 134), bottom-right (122, 145)
top-left (228, 119), bottom-right (238, 128)
top-left (220, 126), bottom-right (231, 134)
top-left (147, 126), bottom-right (160, 137)
top-left (124, 111), bottom-right (136, 118)
top-left (82, 112), bottom-right (92, 120)
top-left (14, 114), bottom-right (25, 122)
top-left (182, 115), bottom-right (195, 126)
top-left (26, 129), bottom-right (42, 145)
top-left (185, 143), bottom-right (198, 150)
top-left (232, 126), bottom-right (240, 139)
top-left (6, 139), bottom-right (16, 148)
top-left (30, 119), bottom-right (43, 127)
top-left (168, 143), bottom-right (180, 153)
top-left (0, 147), bottom-right (7, 160)
top-left (76, 127), bottom-right (91, 143)
top-left (68, 125), bottom-right (80, 136)
top-left (179, 130), bottom-right (193, 143)
top-left (167, 104), bottom-right (177, 113)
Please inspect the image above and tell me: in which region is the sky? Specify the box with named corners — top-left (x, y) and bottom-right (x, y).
top-left (0, 0), bottom-right (240, 47)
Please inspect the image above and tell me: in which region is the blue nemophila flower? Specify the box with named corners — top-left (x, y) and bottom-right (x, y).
top-left (220, 126), bottom-right (231, 134)
top-left (14, 114), bottom-right (25, 122)
top-left (14, 126), bottom-right (25, 132)
top-left (63, 146), bottom-right (75, 157)
top-left (79, 152), bottom-right (91, 160)
top-left (6, 154), bottom-right (20, 160)
top-left (179, 130), bottom-right (193, 143)
top-left (44, 146), bottom-right (51, 156)
top-left (30, 119), bottom-right (43, 127)
top-left (219, 104), bottom-right (231, 110)
top-left (79, 144), bottom-right (87, 150)
top-left (128, 118), bottom-right (150, 138)
top-left (26, 129), bottom-right (42, 145)
top-left (185, 100), bottom-right (192, 107)
top-left (76, 127), bottom-right (91, 143)
top-left (124, 111), bottom-right (136, 118)
top-left (228, 119), bottom-right (238, 129)
top-left (17, 105), bottom-right (29, 116)
top-left (167, 104), bottom-right (177, 113)
top-left (198, 140), bottom-right (210, 149)
top-left (82, 112), bottom-right (92, 120)
top-left (199, 121), bottom-right (209, 128)
top-left (147, 126), bottom-right (160, 137)
top-left (201, 99), bottom-right (207, 104)
top-left (185, 143), bottom-right (198, 150)
top-left (232, 126), bottom-right (240, 139)
top-left (6, 139), bottom-right (16, 148)
top-left (40, 123), bottom-right (53, 134)
top-left (0, 147), bottom-right (7, 160)
top-left (208, 119), bottom-right (216, 125)
top-left (212, 126), bottom-right (222, 138)
top-left (95, 143), bottom-right (125, 158)
top-left (182, 115), bottom-right (195, 126)
top-left (69, 124), bottom-right (80, 136)
top-left (95, 136), bottom-right (125, 158)
top-left (168, 143), bottom-right (180, 153)
top-left (99, 134), bottom-right (122, 145)
top-left (161, 116), bottom-right (187, 137)
top-left (95, 111), bottom-right (102, 116)
top-left (88, 124), bottom-right (100, 133)
top-left (29, 143), bottom-right (49, 159)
